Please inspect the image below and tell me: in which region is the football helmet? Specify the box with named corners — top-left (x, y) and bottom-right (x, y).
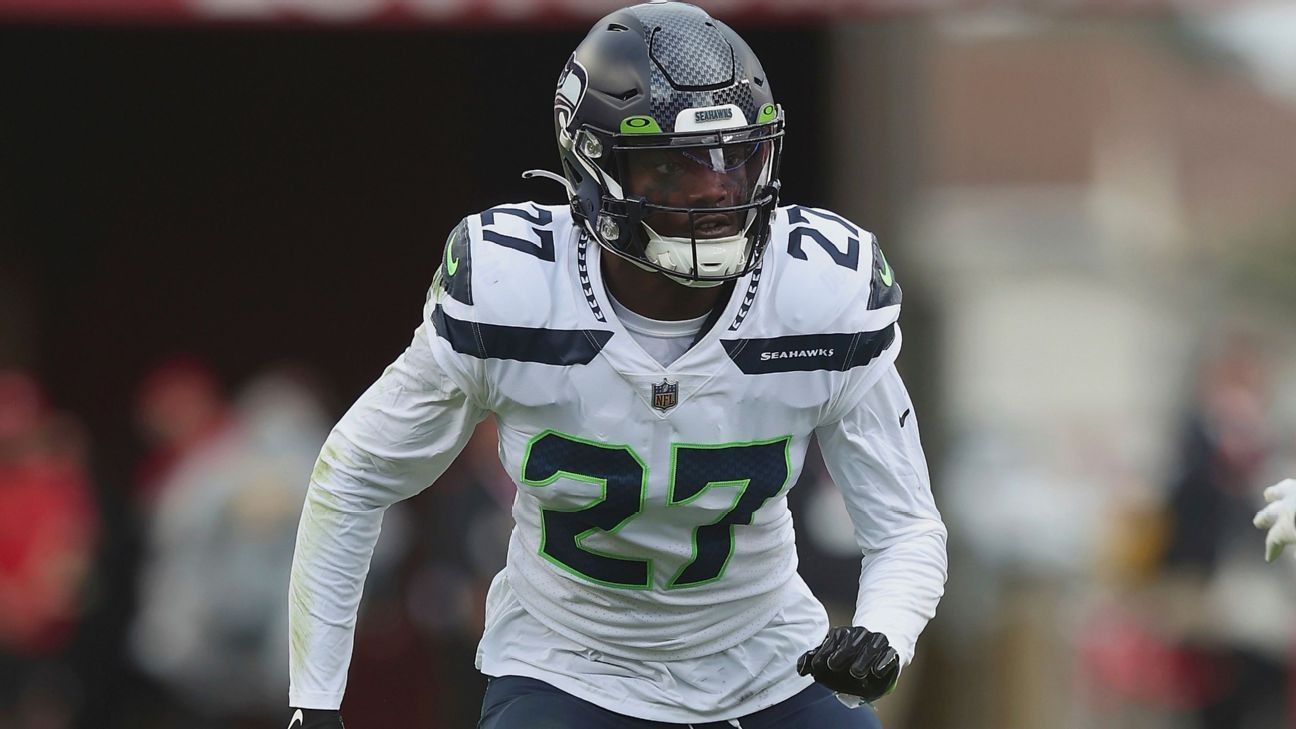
top-left (546, 0), bottom-right (784, 287)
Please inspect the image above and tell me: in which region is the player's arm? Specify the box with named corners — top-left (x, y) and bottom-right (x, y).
top-left (1254, 478), bottom-right (1296, 562)
top-left (802, 363), bottom-right (948, 702)
top-left (288, 280), bottom-right (488, 718)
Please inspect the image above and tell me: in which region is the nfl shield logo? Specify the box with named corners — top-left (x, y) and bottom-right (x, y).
top-left (651, 378), bottom-right (679, 412)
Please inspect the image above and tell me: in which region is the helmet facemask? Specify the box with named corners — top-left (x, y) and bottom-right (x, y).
top-left (568, 117), bottom-right (784, 288)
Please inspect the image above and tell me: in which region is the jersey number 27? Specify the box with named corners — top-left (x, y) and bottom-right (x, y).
top-left (522, 431), bottom-right (791, 590)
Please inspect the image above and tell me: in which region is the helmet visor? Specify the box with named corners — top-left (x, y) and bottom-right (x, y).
top-left (617, 138), bottom-right (773, 239)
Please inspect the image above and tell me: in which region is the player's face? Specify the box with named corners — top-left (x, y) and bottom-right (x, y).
top-left (622, 140), bottom-right (771, 239)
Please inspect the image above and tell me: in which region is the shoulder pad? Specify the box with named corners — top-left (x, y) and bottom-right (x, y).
top-left (427, 203), bottom-right (613, 366)
top-left (761, 205), bottom-right (901, 335)
top-left (430, 202), bottom-right (574, 328)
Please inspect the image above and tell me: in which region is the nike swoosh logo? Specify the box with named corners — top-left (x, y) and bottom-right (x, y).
top-left (899, 408), bottom-right (911, 427)
top-left (445, 243), bottom-right (459, 276)
top-left (287, 709), bottom-right (303, 729)
top-left (878, 250), bottom-right (894, 287)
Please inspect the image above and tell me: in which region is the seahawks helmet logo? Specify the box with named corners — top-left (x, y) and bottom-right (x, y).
top-left (554, 58), bottom-right (589, 138)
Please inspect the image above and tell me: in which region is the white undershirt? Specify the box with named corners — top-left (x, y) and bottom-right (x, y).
top-left (607, 295), bottom-right (708, 367)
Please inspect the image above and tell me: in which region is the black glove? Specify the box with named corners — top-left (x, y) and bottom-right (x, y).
top-left (796, 626), bottom-right (900, 702)
top-left (286, 708), bottom-right (345, 729)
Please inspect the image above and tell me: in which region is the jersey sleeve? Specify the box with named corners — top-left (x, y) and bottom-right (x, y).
top-left (814, 364), bottom-right (947, 668)
top-left (288, 236), bottom-right (489, 708)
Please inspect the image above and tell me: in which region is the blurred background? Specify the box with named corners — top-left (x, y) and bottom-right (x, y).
top-left (1, 0), bottom-right (1294, 727)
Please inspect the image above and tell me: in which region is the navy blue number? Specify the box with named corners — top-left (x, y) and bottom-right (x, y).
top-left (786, 206), bottom-right (860, 270)
top-left (667, 438), bottom-right (791, 588)
top-left (522, 432), bottom-right (791, 590)
top-left (521, 431), bottom-right (651, 589)
top-left (480, 206), bottom-right (555, 261)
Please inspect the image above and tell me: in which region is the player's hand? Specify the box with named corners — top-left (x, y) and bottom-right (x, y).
top-left (796, 626), bottom-right (900, 702)
top-left (1254, 478), bottom-right (1296, 562)
top-left (286, 708), bottom-right (344, 729)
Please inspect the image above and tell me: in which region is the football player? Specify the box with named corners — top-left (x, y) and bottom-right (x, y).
top-left (286, 2), bottom-right (947, 727)
top-left (1254, 478), bottom-right (1296, 562)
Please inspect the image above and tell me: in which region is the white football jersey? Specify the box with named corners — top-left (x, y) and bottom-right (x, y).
top-left (288, 202), bottom-right (947, 721)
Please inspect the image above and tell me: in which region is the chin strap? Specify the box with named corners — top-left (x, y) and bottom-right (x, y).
top-left (521, 169), bottom-right (575, 197)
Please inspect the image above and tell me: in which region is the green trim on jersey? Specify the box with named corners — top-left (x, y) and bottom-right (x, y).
top-left (666, 472), bottom-right (751, 590)
top-left (665, 436), bottom-right (793, 590)
top-left (520, 431), bottom-right (793, 591)
top-left (520, 430), bottom-right (653, 590)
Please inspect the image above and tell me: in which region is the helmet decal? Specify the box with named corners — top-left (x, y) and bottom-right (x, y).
top-left (674, 104), bottom-right (747, 132)
top-left (638, 4), bottom-right (733, 89)
top-left (634, 3), bottom-right (757, 133)
top-left (646, 50), bottom-right (754, 132)
top-left (554, 58), bottom-right (589, 142)
top-left (620, 116), bottom-right (663, 134)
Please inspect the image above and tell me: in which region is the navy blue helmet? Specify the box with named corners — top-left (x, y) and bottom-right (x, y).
top-left (550, 1), bottom-right (784, 287)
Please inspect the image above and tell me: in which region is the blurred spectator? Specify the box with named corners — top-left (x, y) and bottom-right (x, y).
top-left (0, 370), bottom-right (98, 729)
top-left (129, 367), bottom-right (330, 723)
top-left (132, 358), bottom-right (232, 511)
top-left (1163, 339), bottom-right (1273, 571)
top-left (1146, 339), bottom-right (1293, 729)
